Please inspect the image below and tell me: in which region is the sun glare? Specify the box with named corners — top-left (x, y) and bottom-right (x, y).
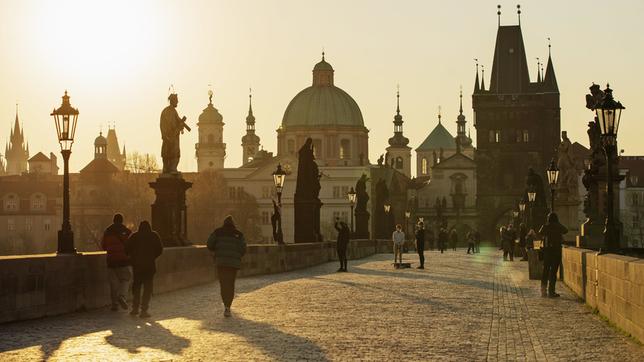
top-left (33, 1), bottom-right (161, 83)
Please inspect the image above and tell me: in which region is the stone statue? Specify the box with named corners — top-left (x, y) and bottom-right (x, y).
top-left (295, 138), bottom-right (321, 200)
top-left (557, 131), bottom-right (579, 200)
top-left (375, 178), bottom-right (390, 238)
top-left (354, 173), bottom-right (370, 238)
top-left (160, 93), bottom-right (190, 174)
top-left (377, 154), bottom-right (384, 166)
top-left (271, 199), bottom-right (284, 244)
top-left (294, 137), bottom-right (322, 242)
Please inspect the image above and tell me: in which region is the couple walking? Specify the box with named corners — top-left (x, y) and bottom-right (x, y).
top-left (392, 222), bottom-right (427, 269)
top-left (102, 214), bottom-right (163, 318)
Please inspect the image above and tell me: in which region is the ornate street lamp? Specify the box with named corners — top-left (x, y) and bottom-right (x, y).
top-left (593, 84), bottom-right (625, 252)
top-left (404, 210), bottom-right (411, 241)
top-left (384, 203), bottom-right (391, 213)
top-left (272, 163), bottom-right (287, 244)
top-left (347, 187), bottom-right (357, 233)
top-left (51, 91), bottom-right (79, 254)
top-left (547, 158), bottom-right (559, 213)
top-left (519, 201), bottom-right (526, 225)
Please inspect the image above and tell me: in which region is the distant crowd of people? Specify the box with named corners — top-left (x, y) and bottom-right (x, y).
top-left (102, 213), bottom-right (246, 318)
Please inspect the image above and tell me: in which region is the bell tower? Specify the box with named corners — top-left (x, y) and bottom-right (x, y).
top-left (241, 90), bottom-right (261, 165)
top-left (385, 88), bottom-right (411, 177)
top-left (195, 89), bottom-right (226, 171)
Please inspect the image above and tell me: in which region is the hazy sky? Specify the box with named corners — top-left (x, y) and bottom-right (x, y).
top-left (1, 0), bottom-right (643, 173)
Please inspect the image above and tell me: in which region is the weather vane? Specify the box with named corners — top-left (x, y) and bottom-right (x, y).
top-left (208, 83), bottom-right (213, 104)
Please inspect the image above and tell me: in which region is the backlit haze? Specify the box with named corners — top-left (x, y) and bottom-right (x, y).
top-left (1, 0), bottom-right (643, 173)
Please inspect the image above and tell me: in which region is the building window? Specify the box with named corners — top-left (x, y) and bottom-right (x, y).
top-left (332, 211), bottom-right (348, 224)
top-left (493, 130), bottom-right (501, 143)
top-left (395, 157), bottom-right (403, 169)
top-left (31, 193), bottom-right (46, 211)
top-left (3, 194), bottom-right (19, 212)
top-left (229, 187), bottom-right (236, 199)
top-left (44, 219), bottom-right (51, 231)
top-left (341, 186), bottom-right (349, 198)
top-left (522, 130), bottom-right (529, 143)
top-left (8, 219), bottom-right (15, 232)
top-left (25, 218), bottom-right (32, 232)
top-left (633, 215), bottom-right (640, 229)
top-left (312, 139), bottom-right (322, 158)
top-left (287, 139), bottom-right (295, 154)
top-left (421, 158), bottom-right (428, 175)
top-left (261, 211), bottom-right (270, 225)
top-left (333, 186), bottom-right (340, 199)
top-left (262, 186), bottom-right (270, 199)
top-left (340, 139), bottom-right (351, 159)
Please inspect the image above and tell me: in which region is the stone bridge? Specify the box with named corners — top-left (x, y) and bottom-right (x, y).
top-left (0, 244), bottom-right (642, 361)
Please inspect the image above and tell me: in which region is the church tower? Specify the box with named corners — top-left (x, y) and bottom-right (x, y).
top-left (105, 126), bottom-right (126, 170)
top-left (241, 91), bottom-right (261, 165)
top-left (94, 132), bottom-right (108, 160)
top-left (473, 6), bottom-right (560, 238)
top-left (5, 109), bottom-right (29, 175)
top-left (195, 89), bottom-right (226, 171)
top-left (455, 89), bottom-right (474, 158)
top-left (385, 88), bottom-right (411, 177)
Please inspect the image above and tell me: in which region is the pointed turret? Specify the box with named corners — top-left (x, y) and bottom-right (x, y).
top-left (480, 66), bottom-right (486, 91)
top-left (474, 62), bottom-right (480, 93)
top-left (388, 88), bottom-right (409, 147)
top-left (488, 13), bottom-right (531, 93)
top-left (543, 45), bottom-right (559, 92)
top-left (5, 108), bottom-right (29, 175)
top-left (536, 58), bottom-right (542, 83)
top-left (241, 89), bottom-right (261, 165)
top-left (455, 89), bottom-right (473, 151)
top-left (386, 87), bottom-right (411, 177)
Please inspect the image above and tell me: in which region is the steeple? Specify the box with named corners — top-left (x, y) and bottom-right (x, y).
top-left (543, 39), bottom-right (559, 92)
top-left (5, 107), bottom-right (29, 175)
top-left (388, 86), bottom-right (409, 147)
top-left (312, 52), bottom-right (334, 86)
top-left (536, 57), bottom-right (542, 83)
top-left (480, 65), bottom-right (486, 91)
top-left (241, 88), bottom-right (261, 165)
top-left (474, 60), bottom-right (480, 93)
top-left (456, 88), bottom-right (472, 149)
top-left (489, 4), bottom-right (530, 94)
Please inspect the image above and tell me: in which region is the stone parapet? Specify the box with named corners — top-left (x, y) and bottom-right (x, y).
top-left (562, 246), bottom-right (644, 343)
top-left (0, 239), bottom-right (391, 324)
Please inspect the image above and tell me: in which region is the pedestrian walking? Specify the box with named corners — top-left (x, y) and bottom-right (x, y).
top-left (125, 220), bottom-right (163, 318)
top-left (449, 228), bottom-right (458, 251)
top-left (538, 213), bottom-right (568, 298)
top-left (207, 215), bottom-right (247, 317)
top-left (334, 218), bottom-right (350, 272)
top-left (466, 231), bottom-right (476, 254)
top-left (101, 213), bottom-right (132, 311)
top-left (518, 223), bottom-right (528, 261)
top-left (415, 222), bottom-right (426, 269)
top-left (438, 227), bottom-right (448, 254)
top-left (474, 229), bottom-right (481, 253)
top-left (501, 224), bottom-right (515, 261)
top-left (392, 224), bottom-right (405, 267)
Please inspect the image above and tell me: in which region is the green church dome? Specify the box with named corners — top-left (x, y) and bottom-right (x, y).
top-left (416, 121), bottom-right (456, 151)
top-left (281, 55), bottom-right (365, 129)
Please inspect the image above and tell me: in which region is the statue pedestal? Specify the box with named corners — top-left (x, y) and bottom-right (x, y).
top-left (149, 174), bottom-right (192, 247)
top-left (294, 197), bottom-right (322, 243)
top-left (354, 210), bottom-right (370, 239)
top-left (554, 197), bottom-right (581, 243)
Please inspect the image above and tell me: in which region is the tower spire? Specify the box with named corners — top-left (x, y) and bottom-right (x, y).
top-left (474, 59), bottom-right (480, 93)
top-left (517, 4), bottom-right (521, 26)
top-left (497, 4), bottom-right (501, 27)
top-left (459, 86), bottom-right (464, 114)
top-left (536, 57), bottom-right (541, 82)
top-left (480, 65), bottom-right (486, 91)
top-left (396, 84), bottom-right (400, 115)
top-left (438, 106), bottom-right (442, 124)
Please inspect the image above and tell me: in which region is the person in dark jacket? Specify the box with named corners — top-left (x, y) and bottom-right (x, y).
top-left (501, 224), bottom-right (516, 261)
top-left (449, 228), bottom-right (458, 251)
top-left (334, 218), bottom-right (350, 272)
top-left (207, 215), bottom-right (247, 317)
top-left (125, 221), bottom-right (163, 318)
top-left (518, 223), bottom-right (528, 261)
top-left (538, 213), bottom-right (568, 298)
top-left (438, 227), bottom-right (448, 254)
top-left (101, 213), bottom-right (132, 311)
top-left (466, 231), bottom-right (475, 254)
top-left (415, 222), bottom-right (426, 269)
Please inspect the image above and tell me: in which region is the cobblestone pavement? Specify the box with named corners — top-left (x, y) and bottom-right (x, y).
top-left (1, 248), bottom-right (642, 361)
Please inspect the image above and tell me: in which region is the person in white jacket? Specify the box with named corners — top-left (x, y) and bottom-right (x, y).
top-left (392, 224), bottom-right (405, 267)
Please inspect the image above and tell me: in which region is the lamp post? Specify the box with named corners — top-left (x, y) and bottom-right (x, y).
top-left (593, 84), bottom-right (625, 252)
top-left (272, 163), bottom-right (287, 244)
top-left (528, 190), bottom-right (536, 230)
top-left (384, 202), bottom-right (391, 236)
top-left (547, 158), bottom-right (560, 213)
top-left (405, 210), bottom-right (411, 241)
top-left (51, 91), bottom-right (79, 254)
top-left (347, 187), bottom-right (357, 234)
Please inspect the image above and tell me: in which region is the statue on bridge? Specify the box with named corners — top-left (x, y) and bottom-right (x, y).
top-left (354, 173), bottom-right (370, 239)
top-left (294, 138), bottom-right (322, 242)
top-left (160, 93), bottom-right (190, 175)
top-left (556, 131), bottom-right (580, 201)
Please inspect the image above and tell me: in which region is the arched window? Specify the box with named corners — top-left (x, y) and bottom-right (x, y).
top-left (421, 158), bottom-right (428, 175)
top-left (340, 139), bottom-right (351, 159)
top-left (207, 134), bottom-right (215, 143)
top-left (31, 193), bottom-right (46, 211)
top-left (3, 193), bottom-right (19, 212)
top-left (395, 157), bottom-right (403, 169)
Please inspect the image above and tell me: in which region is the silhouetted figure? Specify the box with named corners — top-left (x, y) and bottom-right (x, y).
top-left (466, 231), bottom-right (475, 254)
top-left (502, 224), bottom-right (516, 261)
top-left (449, 228), bottom-right (458, 251)
top-left (474, 230), bottom-right (482, 253)
top-left (334, 219), bottom-right (350, 272)
top-left (207, 215), bottom-right (247, 317)
top-left (271, 200), bottom-right (284, 245)
top-left (354, 173), bottom-right (370, 239)
top-left (101, 213), bottom-right (132, 311)
top-left (125, 221), bottom-right (163, 318)
top-left (392, 224), bottom-right (405, 267)
top-left (518, 223), bottom-right (528, 261)
top-left (438, 228), bottom-right (448, 254)
top-left (539, 213), bottom-right (568, 298)
top-left (294, 138), bottom-right (322, 242)
top-left (415, 222), bottom-right (426, 269)
top-left (160, 93), bottom-right (189, 174)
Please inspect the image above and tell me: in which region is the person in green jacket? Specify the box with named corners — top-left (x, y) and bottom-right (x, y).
top-left (207, 215), bottom-right (247, 317)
